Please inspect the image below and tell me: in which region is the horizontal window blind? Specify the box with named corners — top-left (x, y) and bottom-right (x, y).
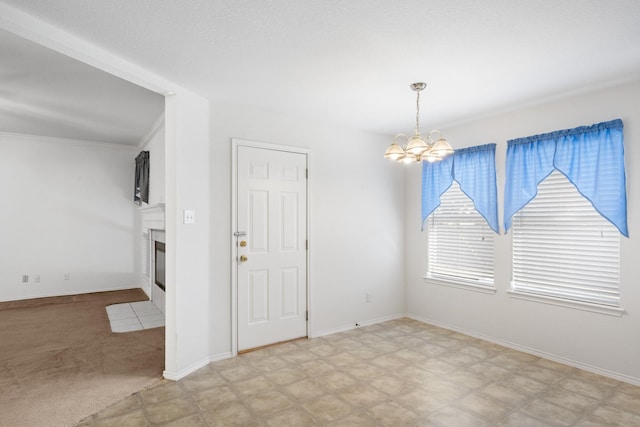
top-left (427, 182), bottom-right (495, 284)
top-left (512, 171), bottom-right (620, 306)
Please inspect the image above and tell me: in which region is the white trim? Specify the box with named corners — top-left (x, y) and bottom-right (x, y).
top-left (309, 313), bottom-right (404, 338)
top-left (209, 352), bottom-right (234, 363)
top-left (0, 2), bottom-right (173, 95)
top-left (163, 357), bottom-right (210, 381)
top-left (0, 131), bottom-right (140, 151)
top-left (138, 113), bottom-right (166, 149)
top-left (230, 138), bottom-right (311, 356)
top-left (232, 138), bottom-right (311, 155)
top-left (424, 277), bottom-right (497, 295)
top-left (0, 286), bottom-right (143, 303)
top-left (231, 141), bottom-right (238, 356)
top-left (407, 313), bottom-right (640, 387)
top-left (139, 203), bottom-right (166, 230)
top-left (306, 163), bottom-right (313, 343)
top-left (507, 290), bottom-right (625, 317)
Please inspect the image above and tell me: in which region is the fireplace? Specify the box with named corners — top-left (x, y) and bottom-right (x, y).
top-left (154, 241), bottom-right (166, 291)
top-left (140, 203), bottom-right (165, 315)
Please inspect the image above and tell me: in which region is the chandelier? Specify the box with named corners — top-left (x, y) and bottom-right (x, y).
top-left (384, 82), bottom-right (454, 163)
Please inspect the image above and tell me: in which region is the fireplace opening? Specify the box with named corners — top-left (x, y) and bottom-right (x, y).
top-left (155, 241), bottom-right (166, 291)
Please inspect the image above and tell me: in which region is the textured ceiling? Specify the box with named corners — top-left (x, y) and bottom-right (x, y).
top-left (0, 28), bottom-right (164, 145)
top-left (1, 0), bottom-right (639, 138)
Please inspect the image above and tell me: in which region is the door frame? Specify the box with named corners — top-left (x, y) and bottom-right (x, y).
top-left (231, 138), bottom-right (311, 356)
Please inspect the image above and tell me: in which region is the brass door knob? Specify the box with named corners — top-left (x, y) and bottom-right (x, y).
top-left (239, 240), bottom-right (247, 247)
top-left (239, 255), bottom-right (248, 263)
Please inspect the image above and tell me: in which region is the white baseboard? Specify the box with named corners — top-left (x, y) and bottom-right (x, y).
top-left (407, 313), bottom-right (640, 387)
top-left (163, 357), bottom-right (210, 381)
top-left (141, 282), bottom-right (151, 299)
top-left (0, 285), bottom-right (147, 303)
top-left (209, 352), bottom-right (233, 363)
top-left (163, 353), bottom-right (233, 380)
top-left (309, 313), bottom-right (404, 338)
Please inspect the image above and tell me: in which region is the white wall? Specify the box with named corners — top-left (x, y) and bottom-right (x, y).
top-left (405, 80), bottom-right (640, 384)
top-left (209, 104), bottom-right (406, 357)
top-left (164, 91), bottom-right (211, 379)
top-left (0, 133), bottom-right (139, 301)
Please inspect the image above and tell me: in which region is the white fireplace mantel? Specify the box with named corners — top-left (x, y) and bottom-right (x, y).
top-left (139, 203), bottom-right (165, 230)
top-left (139, 203), bottom-right (166, 314)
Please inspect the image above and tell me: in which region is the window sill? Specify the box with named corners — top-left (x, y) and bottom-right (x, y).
top-left (424, 276), bottom-right (497, 295)
top-left (507, 290), bottom-right (625, 317)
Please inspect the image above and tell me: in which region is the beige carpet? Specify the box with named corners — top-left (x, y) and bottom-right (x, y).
top-left (0, 289), bottom-right (165, 427)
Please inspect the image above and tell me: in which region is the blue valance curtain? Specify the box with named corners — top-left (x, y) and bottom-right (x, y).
top-left (422, 143), bottom-right (499, 233)
top-left (504, 119), bottom-right (627, 236)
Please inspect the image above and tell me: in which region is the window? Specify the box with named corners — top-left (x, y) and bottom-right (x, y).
top-left (422, 143), bottom-right (498, 292)
top-left (504, 119), bottom-right (626, 314)
top-left (427, 181), bottom-right (495, 290)
top-left (511, 170), bottom-right (621, 308)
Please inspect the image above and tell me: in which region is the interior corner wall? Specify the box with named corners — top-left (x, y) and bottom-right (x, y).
top-left (405, 80), bottom-right (640, 384)
top-left (163, 90), bottom-right (211, 380)
top-left (0, 133), bottom-right (139, 301)
top-left (208, 104), bottom-right (406, 358)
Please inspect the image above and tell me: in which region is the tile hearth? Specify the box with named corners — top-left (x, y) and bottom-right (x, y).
top-left (106, 300), bottom-right (165, 333)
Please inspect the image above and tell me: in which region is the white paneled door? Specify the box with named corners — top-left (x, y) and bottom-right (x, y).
top-left (236, 146), bottom-right (308, 352)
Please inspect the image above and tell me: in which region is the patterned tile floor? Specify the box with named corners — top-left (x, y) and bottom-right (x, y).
top-left (78, 318), bottom-right (640, 426)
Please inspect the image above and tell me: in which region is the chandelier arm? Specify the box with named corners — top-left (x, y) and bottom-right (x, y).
top-left (427, 129), bottom-right (442, 142)
top-left (393, 133), bottom-right (408, 143)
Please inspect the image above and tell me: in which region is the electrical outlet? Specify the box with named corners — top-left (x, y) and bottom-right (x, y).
top-left (183, 209), bottom-right (195, 224)
top-left (22, 275), bottom-right (29, 283)
top-left (64, 273), bottom-right (70, 280)
top-left (34, 275), bottom-right (40, 283)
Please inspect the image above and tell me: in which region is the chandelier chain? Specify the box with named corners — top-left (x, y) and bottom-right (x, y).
top-left (415, 91), bottom-right (421, 136)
